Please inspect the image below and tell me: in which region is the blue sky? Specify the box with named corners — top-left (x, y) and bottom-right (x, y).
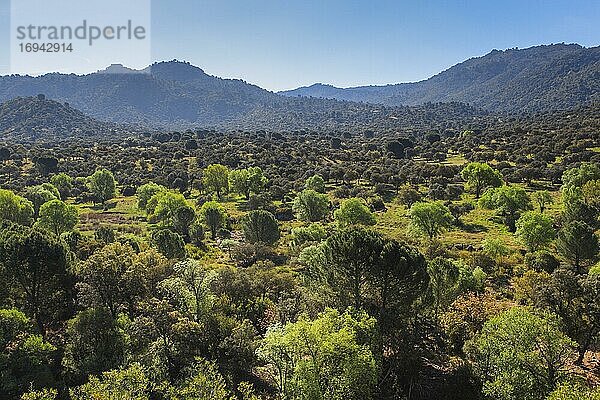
top-left (1, 0), bottom-right (599, 91)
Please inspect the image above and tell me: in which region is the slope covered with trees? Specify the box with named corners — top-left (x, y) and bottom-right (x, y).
top-left (281, 44), bottom-right (600, 114)
top-left (0, 96), bottom-right (136, 141)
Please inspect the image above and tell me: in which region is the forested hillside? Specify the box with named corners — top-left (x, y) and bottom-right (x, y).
top-left (281, 44), bottom-right (600, 113)
top-left (0, 96), bottom-right (138, 141)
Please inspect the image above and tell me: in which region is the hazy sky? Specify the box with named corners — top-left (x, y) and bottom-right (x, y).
top-left (1, 0), bottom-right (599, 91)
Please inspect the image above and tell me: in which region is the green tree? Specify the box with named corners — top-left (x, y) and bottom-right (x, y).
top-left (304, 174), bottom-right (326, 193)
top-left (24, 185), bottom-right (59, 217)
top-left (532, 190), bottom-right (553, 213)
top-left (87, 169), bottom-right (117, 206)
top-left (203, 164), bottom-right (229, 199)
top-left (582, 179), bottom-right (600, 210)
top-left (151, 229), bottom-right (186, 260)
top-left (200, 201), bottom-right (227, 240)
top-left (334, 197), bottom-right (376, 226)
top-left (0, 189), bottom-right (34, 225)
top-left (242, 210), bottom-right (280, 245)
top-left (136, 182), bottom-right (167, 211)
top-left (62, 307), bottom-right (125, 384)
top-left (229, 167), bottom-right (269, 199)
top-left (0, 309), bottom-right (56, 398)
top-left (483, 237), bottom-right (512, 268)
top-left (76, 243), bottom-right (167, 317)
top-left (479, 185), bottom-right (531, 231)
top-left (556, 220), bottom-right (599, 273)
top-left (70, 363), bottom-right (151, 400)
top-left (466, 307), bottom-right (575, 400)
top-left (561, 163), bottom-right (600, 203)
top-left (292, 189), bottom-right (329, 222)
top-left (516, 211), bottom-right (555, 252)
top-left (158, 259), bottom-right (216, 323)
top-left (50, 173), bottom-right (73, 199)
top-left (0, 224), bottom-right (71, 332)
top-left (20, 388), bottom-right (58, 400)
top-left (229, 168), bottom-right (251, 199)
top-left (461, 162), bottom-right (503, 198)
top-left (37, 199), bottom-right (79, 236)
top-left (536, 269), bottom-right (600, 365)
top-left (547, 381), bottom-right (600, 400)
top-left (409, 201), bottom-right (453, 240)
top-left (149, 191), bottom-right (193, 229)
top-left (323, 227), bottom-right (384, 308)
top-left (258, 308), bottom-right (378, 400)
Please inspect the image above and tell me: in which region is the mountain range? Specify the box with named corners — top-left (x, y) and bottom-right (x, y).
top-left (280, 44), bottom-right (600, 114)
top-left (0, 44), bottom-right (598, 132)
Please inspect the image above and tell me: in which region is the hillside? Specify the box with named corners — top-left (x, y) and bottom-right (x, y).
top-left (281, 44), bottom-right (600, 113)
top-left (0, 96), bottom-right (132, 141)
top-left (0, 61), bottom-right (486, 132)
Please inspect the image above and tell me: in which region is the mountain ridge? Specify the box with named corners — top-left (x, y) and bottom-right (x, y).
top-left (280, 43), bottom-right (600, 113)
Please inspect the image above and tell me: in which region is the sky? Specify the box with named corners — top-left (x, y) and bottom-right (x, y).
top-left (1, 0), bottom-right (599, 91)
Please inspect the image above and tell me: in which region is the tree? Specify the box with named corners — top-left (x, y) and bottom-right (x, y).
top-left (561, 163), bottom-right (600, 202)
top-left (0, 189), bottom-right (34, 225)
top-left (479, 185), bottom-right (531, 232)
top-left (409, 201), bottom-right (453, 240)
top-left (397, 184), bottom-right (421, 207)
top-left (229, 169), bottom-right (251, 199)
top-left (151, 229), bottom-right (186, 260)
top-left (200, 201), bottom-right (227, 240)
top-left (242, 210), bottom-right (280, 245)
top-left (461, 162), bottom-right (503, 198)
top-left (247, 167), bottom-right (268, 196)
top-left (258, 308), bottom-right (378, 400)
top-left (76, 243), bottom-right (167, 317)
top-left (532, 190), bottom-right (553, 213)
top-left (547, 382), bottom-right (600, 400)
top-left (51, 173), bottom-right (73, 199)
top-left (556, 220), bottom-right (599, 273)
top-left (536, 269), bottom-right (600, 365)
top-left (37, 199), bottom-right (79, 236)
top-left (149, 191), bottom-right (193, 230)
top-left (87, 169), bottom-right (117, 206)
top-left (0, 224), bottom-right (71, 332)
top-left (229, 167), bottom-right (268, 199)
top-left (62, 307), bottom-right (125, 384)
top-left (304, 174), bottom-right (326, 193)
top-left (292, 189), bottom-right (329, 222)
top-left (483, 237), bottom-right (512, 267)
top-left (70, 364), bottom-right (151, 400)
top-left (0, 309), bottom-right (56, 398)
top-left (203, 164), bottom-right (229, 199)
top-left (466, 307), bottom-right (575, 400)
top-left (334, 198), bottom-right (376, 226)
top-left (372, 238), bottom-right (428, 330)
top-left (515, 211), bottom-right (555, 252)
top-left (24, 185), bottom-right (59, 217)
top-left (323, 227), bottom-right (384, 308)
top-left (158, 259), bottom-right (216, 323)
top-left (136, 182), bottom-right (166, 210)
top-left (20, 388), bottom-right (58, 400)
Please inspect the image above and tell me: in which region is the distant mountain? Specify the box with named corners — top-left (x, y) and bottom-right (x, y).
top-left (0, 60), bottom-right (283, 127)
top-left (281, 44), bottom-right (600, 113)
top-left (0, 96), bottom-right (131, 141)
top-left (0, 60), bottom-right (485, 130)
